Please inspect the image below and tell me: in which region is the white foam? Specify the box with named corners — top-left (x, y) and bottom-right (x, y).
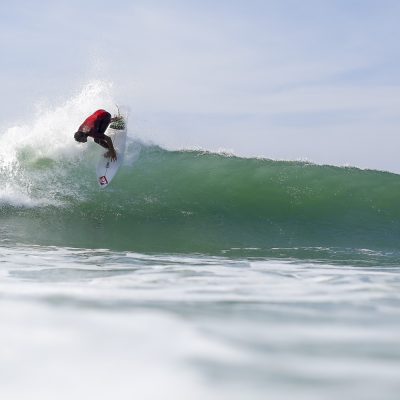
top-left (0, 80), bottom-right (116, 168)
top-left (0, 181), bottom-right (64, 208)
top-left (0, 81), bottom-right (118, 206)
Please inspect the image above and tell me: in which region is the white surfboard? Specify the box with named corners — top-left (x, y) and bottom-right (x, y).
top-left (96, 115), bottom-right (127, 188)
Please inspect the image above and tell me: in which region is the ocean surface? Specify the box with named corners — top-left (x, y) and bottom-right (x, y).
top-left (1, 91), bottom-right (400, 399)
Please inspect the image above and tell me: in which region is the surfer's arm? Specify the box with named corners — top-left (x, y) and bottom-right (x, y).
top-left (103, 135), bottom-right (117, 161)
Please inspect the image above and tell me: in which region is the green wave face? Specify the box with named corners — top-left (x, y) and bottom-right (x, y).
top-left (2, 141), bottom-right (400, 255)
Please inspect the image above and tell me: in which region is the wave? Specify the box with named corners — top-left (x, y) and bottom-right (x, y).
top-left (1, 81), bottom-right (400, 255)
top-left (1, 138), bottom-right (400, 254)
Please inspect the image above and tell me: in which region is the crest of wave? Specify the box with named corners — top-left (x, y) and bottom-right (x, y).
top-left (0, 81), bottom-right (116, 207)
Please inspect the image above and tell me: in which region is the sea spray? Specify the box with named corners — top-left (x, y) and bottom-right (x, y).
top-left (0, 81), bottom-right (115, 206)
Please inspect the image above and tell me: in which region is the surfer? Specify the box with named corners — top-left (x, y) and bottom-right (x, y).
top-left (74, 109), bottom-right (118, 161)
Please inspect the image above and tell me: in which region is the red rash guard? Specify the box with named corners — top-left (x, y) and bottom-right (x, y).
top-left (78, 109), bottom-right (111, 139)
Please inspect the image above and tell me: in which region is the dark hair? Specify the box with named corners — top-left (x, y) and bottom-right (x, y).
top-left (74, 131), bottom-right (86, 142)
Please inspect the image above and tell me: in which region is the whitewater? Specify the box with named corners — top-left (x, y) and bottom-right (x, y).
top-left (1, 82), bottom-right (400, 400)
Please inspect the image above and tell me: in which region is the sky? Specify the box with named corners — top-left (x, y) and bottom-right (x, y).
top-left (1, 0), bottom-right (400, 171)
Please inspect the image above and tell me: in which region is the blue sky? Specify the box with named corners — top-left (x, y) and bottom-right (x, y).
top-left (1, 0), bottom-right (400, 170)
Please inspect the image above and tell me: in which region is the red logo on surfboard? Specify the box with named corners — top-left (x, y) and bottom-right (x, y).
top-left (99, 176), bottom-right (108, 185)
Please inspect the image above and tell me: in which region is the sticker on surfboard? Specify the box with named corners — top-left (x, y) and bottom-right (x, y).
top-left (99, 176), bottom-right (108, 185)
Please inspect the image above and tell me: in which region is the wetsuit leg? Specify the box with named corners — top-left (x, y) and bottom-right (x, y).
top-left (98, 114), bottom-right (111, 135)
top-left (93, 114), bottom-right (111, 148)
top-left (94, 138), bottom-right (109, 149)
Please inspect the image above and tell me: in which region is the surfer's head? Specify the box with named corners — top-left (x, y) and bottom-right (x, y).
top-left (74, 131), bottom-right (87, 143)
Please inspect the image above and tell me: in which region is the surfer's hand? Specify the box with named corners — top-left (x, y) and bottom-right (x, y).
top-left (110, 150), bottom-right (117, 161)
top-left (104, 150), bottom-right (117, 161)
